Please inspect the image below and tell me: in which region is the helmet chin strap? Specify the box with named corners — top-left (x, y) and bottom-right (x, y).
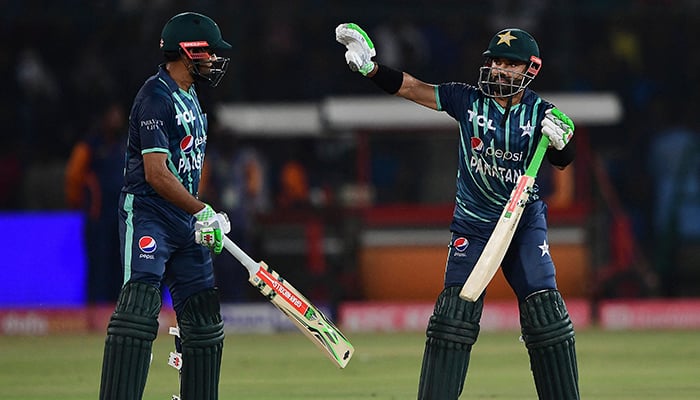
top-left (177, 57), bottom-right (197, 84)
top-left (191, 68), bottom-right (210, 84)
top-left (500, 95), bottom-right (513, 127)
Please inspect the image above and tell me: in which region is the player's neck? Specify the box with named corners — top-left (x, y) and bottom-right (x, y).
top-left (494, 92), bottom-right (522, 108)
top-left (166, 61), bottom-right (194, 91)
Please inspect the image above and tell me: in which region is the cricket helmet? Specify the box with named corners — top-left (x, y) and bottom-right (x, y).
top-left (478, 28), bottom-right (542, 98)
top-left (160, 12), bottom-right (232, 87)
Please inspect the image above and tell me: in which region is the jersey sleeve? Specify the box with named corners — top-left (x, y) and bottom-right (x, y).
top-left (134, 94), bottom-right (172, 154)
top-left (436, 82), bottom-right (473, 120)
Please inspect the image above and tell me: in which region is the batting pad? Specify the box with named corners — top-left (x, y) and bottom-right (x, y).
top-left (418, 286), bottom-right (483, 400)
top-left (99, 281), bottom-right (161, 400)
top-left (519, 289), bottom-right (580, 400)
top-left (177, 288), bottom-right (225, 400)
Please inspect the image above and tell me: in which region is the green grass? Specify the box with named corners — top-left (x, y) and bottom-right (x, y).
top-left (1, 329), bottom-right (699, 399)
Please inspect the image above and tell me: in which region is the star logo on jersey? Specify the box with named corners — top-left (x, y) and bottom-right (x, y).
top-left (538, 240), bottom-right (550, 257)
top-left (520, 121), bottom-right (534, 137)
top-left (496, 30), bottom-right (518, 46)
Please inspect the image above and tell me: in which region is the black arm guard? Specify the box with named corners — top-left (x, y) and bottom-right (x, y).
top-left (370, 64), bottom-right (404, 94)
top-left (546, 137), bottom-right (575, 168)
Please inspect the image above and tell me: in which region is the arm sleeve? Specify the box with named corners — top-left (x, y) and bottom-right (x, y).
top-left (436, 82), bottom-right (473, 118)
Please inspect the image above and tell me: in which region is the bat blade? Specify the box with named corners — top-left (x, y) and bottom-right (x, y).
top-left (459, 174), bottom-right (534, 302)
top-left (222, 237), bottom-right (354, 368)
top-left (250, 263), bottom-right (354, 368)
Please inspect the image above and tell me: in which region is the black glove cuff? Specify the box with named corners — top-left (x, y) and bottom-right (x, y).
top-left (370, 64), bottom-right (404, 94)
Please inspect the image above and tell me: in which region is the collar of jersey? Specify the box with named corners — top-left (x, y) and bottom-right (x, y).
top-left (488, 88), bottom-right (538, 112)
top-left (157, 65), bottom-right (189, 95)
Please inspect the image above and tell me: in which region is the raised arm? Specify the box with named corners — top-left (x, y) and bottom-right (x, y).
top-left (335, 23), bottom-right (438, 110)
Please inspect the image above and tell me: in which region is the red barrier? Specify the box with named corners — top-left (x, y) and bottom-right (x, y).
top-left (339, 299), bottom-right (592, 332)
top-left (599, 299), bottom-right (700, 330)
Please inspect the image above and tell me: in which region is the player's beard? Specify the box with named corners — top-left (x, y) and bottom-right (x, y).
top-left (489, 71), bottom-right (523, 97)
top-left (479, 66), bottom-right (526, 98)
top-left (190, 57), bottom-right (229, 87)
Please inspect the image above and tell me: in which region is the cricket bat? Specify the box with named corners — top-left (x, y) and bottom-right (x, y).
top-left (459, 135), bottom-right (550, 302)
top-left (222, 236), bottom-right (354, 368)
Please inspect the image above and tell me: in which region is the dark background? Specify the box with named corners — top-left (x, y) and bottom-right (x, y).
top-left (2, 0), bottom-right (698, 302)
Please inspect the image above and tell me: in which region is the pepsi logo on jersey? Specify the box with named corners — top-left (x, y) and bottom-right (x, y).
top-left (138, 236), bottom-right (157, 259)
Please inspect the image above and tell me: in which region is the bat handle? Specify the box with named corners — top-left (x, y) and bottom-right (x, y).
top-left (222, 236), bottom-right (259, 275)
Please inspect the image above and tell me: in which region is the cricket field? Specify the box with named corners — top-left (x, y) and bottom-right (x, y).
top-left (1, 329), bottom-right (698, 399)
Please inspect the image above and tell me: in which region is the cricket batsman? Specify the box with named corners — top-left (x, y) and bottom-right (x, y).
top-left (336, 23), bottom-right (580, 399)
top-left (99, 12), bottom-right (233, 400)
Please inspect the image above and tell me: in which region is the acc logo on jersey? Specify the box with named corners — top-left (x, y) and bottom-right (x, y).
top-left (453, 237), bottom-right (469, 252)
top-left (138, 236), bottom-right (157, 254)
top-left (180, 135), bottom-right (194, 153)
top-left (471, 138), bottom-right (484, 153)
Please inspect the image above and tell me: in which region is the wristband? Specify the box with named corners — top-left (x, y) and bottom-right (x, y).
top-left (370, 64), bottom-right (404, 94)
top-left (546, 138), bottom-right (575, 167)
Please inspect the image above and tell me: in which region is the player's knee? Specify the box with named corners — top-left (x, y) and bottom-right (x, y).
top-left (108, 281), bottom-right (161, 338)
top-left (100, 281), bottom-right (161, 400)
top-left (418, 286), bottom-right (483, 400)
top-left (519, 289), bottom-right (579, 399)
top-left (426, 286), bottom-right (483, 346)
top-left (178, 288), bottom-right (224, 347)
top-left (519, 289), bottom-right (574, 346)
top-left (177, 288), bottom-right (224, 400)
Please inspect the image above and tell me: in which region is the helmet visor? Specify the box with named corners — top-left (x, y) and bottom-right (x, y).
top-left (179, 41), bottom-right (230, 87)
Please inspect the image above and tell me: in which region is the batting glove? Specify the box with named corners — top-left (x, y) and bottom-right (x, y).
top-left (194, 204), bottom-right (231, 254)
top-left (335, 23), bottom-right (376, 76)
top-left (542, 108), bottom-right (575, 150)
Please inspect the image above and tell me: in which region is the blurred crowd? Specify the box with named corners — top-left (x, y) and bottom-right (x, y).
top-left (3, 1), bottom-right (697, 164)
top-left (3, 0), bottom-right (699, 298)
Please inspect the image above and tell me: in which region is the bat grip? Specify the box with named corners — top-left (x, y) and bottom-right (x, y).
top-left (222, 236), bottom-right (259, 275)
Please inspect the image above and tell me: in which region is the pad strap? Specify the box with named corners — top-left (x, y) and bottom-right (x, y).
top-left (418, 286), bottom-right (483, 400)
top-left (99, 281), bottom-right (161, 400)
top-left (520, 290), bottom-right (580, 400)
top-left (177, 288), bottom-right (225, 400)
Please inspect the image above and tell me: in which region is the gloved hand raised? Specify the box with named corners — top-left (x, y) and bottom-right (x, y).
top-left (542, 108), bottom-right (575, 150)
top-left (193, 203), bottom-right (231, 254)
top-left (335, 23), bottom-right (376, 76)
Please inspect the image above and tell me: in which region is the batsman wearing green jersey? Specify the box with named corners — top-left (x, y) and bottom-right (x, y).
top-left (336, 23), bottom-right (579, 400)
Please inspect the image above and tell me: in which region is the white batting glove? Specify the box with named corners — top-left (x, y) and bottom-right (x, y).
top-left (542, 108), bottom-right (575, 150)
top-left (335, 23), bottom-right (376, 76)
top-left (193, 204), bottom-right (231, 254)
